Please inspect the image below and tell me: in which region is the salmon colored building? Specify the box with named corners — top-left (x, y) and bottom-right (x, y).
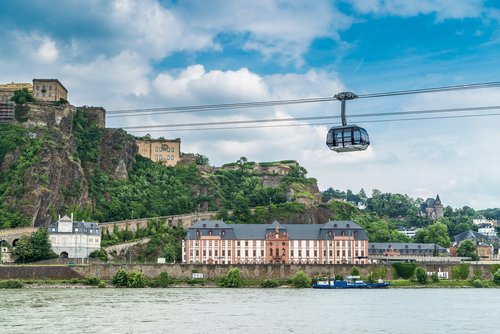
top-left (182, 220), bottom-right (369, 265)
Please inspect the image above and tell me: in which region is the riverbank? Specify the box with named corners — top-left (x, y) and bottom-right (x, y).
top-left (1, 277), bottom-right (499, 289)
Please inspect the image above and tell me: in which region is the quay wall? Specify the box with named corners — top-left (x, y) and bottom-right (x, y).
top-left (1, 263), bottom-right (497, 281)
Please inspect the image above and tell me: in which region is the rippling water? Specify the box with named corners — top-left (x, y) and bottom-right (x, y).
top-left (0, 288), bottom-right (497, 333)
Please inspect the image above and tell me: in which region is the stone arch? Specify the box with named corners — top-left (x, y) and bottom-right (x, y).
top-left (60, 251), bottom-right (69, 258)
top-left (12, 239), bottom-right (20, 247)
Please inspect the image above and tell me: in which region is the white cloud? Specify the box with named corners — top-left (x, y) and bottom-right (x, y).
top-left (347, 0), bottom-right (484, 21)
top-left (61, 51), bottom-right (152, 107)
top-left (152, 65), bottom-right (269, 105)
top-left (170, 0), bottom-right (352, 66)
top-left (36, 37), bottom-right (59, 63)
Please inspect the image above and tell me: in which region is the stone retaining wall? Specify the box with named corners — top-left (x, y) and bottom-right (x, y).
top-left (1, 263), bottom-right (497, 281)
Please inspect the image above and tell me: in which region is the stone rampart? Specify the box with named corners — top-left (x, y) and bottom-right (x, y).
top-left (100, 211), bottom-right (216, 233)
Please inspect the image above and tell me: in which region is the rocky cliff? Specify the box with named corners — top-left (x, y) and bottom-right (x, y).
top-left (0, 103), bottom-right (136, 227)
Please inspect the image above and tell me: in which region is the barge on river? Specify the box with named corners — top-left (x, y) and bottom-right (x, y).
top-left (313, 276), bottom-right (390, 289)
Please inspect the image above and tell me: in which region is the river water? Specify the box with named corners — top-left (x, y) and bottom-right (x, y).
top-left (0, 288), bottom-right (498, 333)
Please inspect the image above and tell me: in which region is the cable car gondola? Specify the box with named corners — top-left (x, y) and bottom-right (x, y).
top-left (326, 92), bottom-right (370, 153)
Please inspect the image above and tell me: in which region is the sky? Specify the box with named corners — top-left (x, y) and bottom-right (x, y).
top-left (1, 0), bottom-right (500, 209)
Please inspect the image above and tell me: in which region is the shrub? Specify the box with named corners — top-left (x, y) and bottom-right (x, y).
top-left (372, 266), bottom-right (388, 280)
top-left (98, 281), bottom-right (107, 288)
top-left (112, 269), bottom-right (129, 287)
top-left (493, 269), bottom-right (500, 285)
top-left (472, 279), bottom-right (484, 288)
top-left (392, 263), bottom-right (417, 279)
top-left (414, 267), bottom-right (428, 285)
top-left (334, 274), bottom-right (344, 281)
top-left (473, 268), bottom-right (482, 280)
top-left (291, 270), bottom-right (311, 288)
top-left (431, 272), bottom-right (439, 283)
top-left (351, 266), bottom-right (360, 277)
top-left (489, 264), bottom-right (500, 275)
top-left (89, 249), bottom-right (108, 262)
top-left (219, 268), bottom-right (241, 288)
top-left (84, 276), bottom-right (100, 286)
top-left (261, 279), bottom-right (279, 288)
top-left (127, 272), bottom-right (147, 288)
top-left (155, 272), bottom-right (170, 288)
top-left (452, 264), bottom-right (470, 280)
top-left (0, 279), bottom-right (23, 289)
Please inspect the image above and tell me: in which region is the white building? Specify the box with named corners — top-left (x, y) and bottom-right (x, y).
top-left (472, 217), bottom-right (496, 227)
top-left (398, 228), bottom-right (417, 238)
top-left (48, 214), bottom-right (102, 259)
top-left (478, 227), bottom-right (498, 237)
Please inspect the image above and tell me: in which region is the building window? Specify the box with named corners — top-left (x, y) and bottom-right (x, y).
top-left (155, 147), bottom-right (158, 152)
top-left (228, 250), bottom-right (231, 256)
top-left (167, 147), bottom-right (170, 152)
top-left (172, 148), bottom-right (175, 152)
top-left (167, 155), bottom-right (171, 160)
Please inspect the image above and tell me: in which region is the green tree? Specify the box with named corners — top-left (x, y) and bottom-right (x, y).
top-left (10, 88), bottom-right (35, 104)
top-left (155, 272), bottom-right (170, 287)
top-left (13, 235), bottom-right (33, 262)
top-left (219, 268), bottom-right (242, 288)
top-left (195, 154), bottom-right (209, 166)
top-left (127, 272), bottom-right (147, 288)
top-left (291, 270), bottom-right (311, 288)
top-left (112, 269), bottom-right (129, 287)
top-left (13, 229), bottom-right (55, 262)
top-left (414, 267), bottom-right (428, 284)
top-left (457, 240), bottom-right (479, 260)
top-left (452, 264), bottom-right (470, 280)
top-left (493, 269), bottom-right (500, 285)
top-left (415, 222), bottom-right (450, 248)
top-left (30, 228), bottom-right (56, 261)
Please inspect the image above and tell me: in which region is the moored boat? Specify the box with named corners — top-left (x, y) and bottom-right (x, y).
top-left (312, 276), bottom-right (390, 289)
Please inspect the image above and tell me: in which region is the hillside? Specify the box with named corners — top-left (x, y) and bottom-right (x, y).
top-left (0, 103), bottom-right (325, 229)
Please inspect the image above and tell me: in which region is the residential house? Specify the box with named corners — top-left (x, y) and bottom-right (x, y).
top-left (47, 214), bottom-right (101, 259)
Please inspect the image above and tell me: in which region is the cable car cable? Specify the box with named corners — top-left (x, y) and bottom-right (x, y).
top-left (124, 111), bottom-right (500, 133)
top-left (116, 105), bottom-right (500, 130)
top-left (105, 81), bottom-right (500, 117)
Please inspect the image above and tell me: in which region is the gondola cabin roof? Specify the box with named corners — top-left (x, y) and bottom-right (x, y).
top-left (326, 125), bottom-right (370, 153)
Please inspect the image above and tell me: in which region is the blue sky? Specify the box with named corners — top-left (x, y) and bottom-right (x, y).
top-left (1, 0), bottom-right (500, 209)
